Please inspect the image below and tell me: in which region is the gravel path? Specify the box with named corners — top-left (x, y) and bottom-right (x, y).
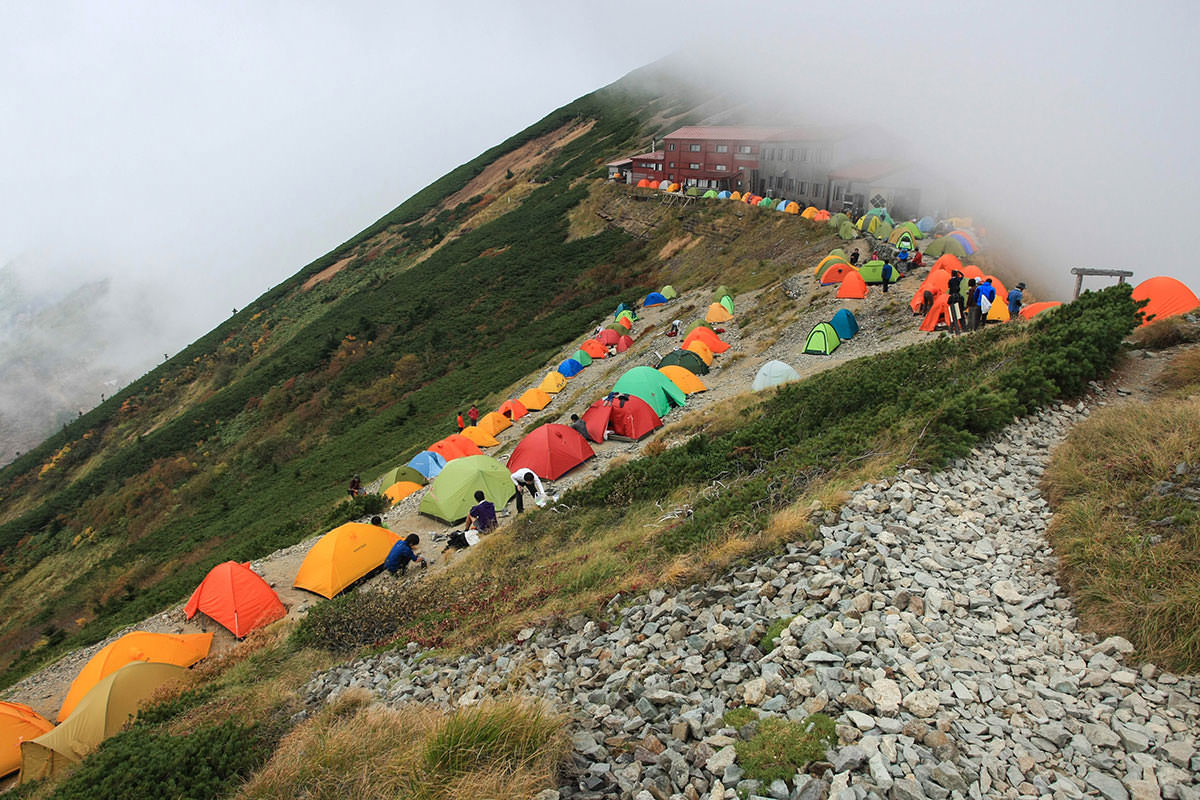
top-left (302, 391), bottom-right (1199, 800)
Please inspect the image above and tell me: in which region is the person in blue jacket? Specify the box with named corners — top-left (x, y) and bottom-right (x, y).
top-left (385, 533), bottom-right (427, 574)
top-left (1008, 282), bottom-right (1026, 318)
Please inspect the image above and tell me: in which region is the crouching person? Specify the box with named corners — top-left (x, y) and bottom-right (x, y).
top-left (385, 533), bottom-right (427, 574)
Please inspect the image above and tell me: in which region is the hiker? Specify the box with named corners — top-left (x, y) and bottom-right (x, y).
top-left (511, 467), bottom-right (547, 512)
top-left (849, 250), bottom-right (860, 266)
top-left (467, 405), bottom-right (480, 426)
top-left (456, 412), bottom-right (465, 432)
top-left (911, 249), bottom-right (924, 270)
top-left (896, 246), bottom-right (909, 273)
top-left (1008, 282), bottom-right (1026, 318)
top-left (347, 474), bottom-right (363, 497)
top-left (978, 278), bottom-right (996, 323)
top-left (880, 261), bottom-right (893, 293)
top-left (947, 270), bottom-right (965, 334)
top-left (965, 278), bottom-right (982, 332)
top-left (385, 533), bottom-right (427, 574)
top-left (464, 490), bottom-right (497, 533)
top-left (569, 413), bottom-right (593, 442)
top-left (667, 319), bottom-right (682, 337)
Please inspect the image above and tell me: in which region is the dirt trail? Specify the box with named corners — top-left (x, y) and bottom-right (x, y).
top-left (6, 261), bottom-right (1151, 722)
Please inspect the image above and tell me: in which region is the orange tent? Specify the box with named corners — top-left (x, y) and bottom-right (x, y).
top-left (785, 201), bottom-right (800, 214)
top-left (429, 434), bottom-right (484, 461)
top-left (498, 399), bottom-right (529, 420)
top-left (459, 426), bottom-right (500, 448)
top-left (910, 269), bottom-right (951, 313)
top-left (801, 206), bottom-right (819, 220)
top-left (384, 480), bottom-right (425, 503)
top-left (476, 412), bottom-right (513, 437)
top-left (682, 327), bottom-right (730, 353)
top-left (184, 562), bottom-right (285, 638)
top-left (837, 271), bottom-right (869, 299)
top-left (517, 387), bottom-right (552, 410)
top-left (1, 702), bottom-right (53, 777)
top-left (729, 191), bottom-right (742, 201)
top-left (579, 340), bottom-right (607, 359)
top-left (684, 339), bottom-right (715, 366)
top-left (813, 210), bottom-right (831, 222)
top-left (1132, 276), bottom-right (1200, 326)
top-left (294, 522), bottom-right (400, 599)
top-left (820, 262), bottom-right (858, 284)
top-left (814, 253), bottom-right (849, 276)
top-left (1021, 301), bottom-right (1062, 320)
top-left (961, 264), bottom-right (985, 281)
top-left (930, 253), bottom-right (963, 274)
top-left (616, 316), bottom-right (633, 330)
top-left (57, 632), bottom-right (212, 722)
top-left (658, 365), bottom-right (707, 394)
top-left (705, 303), bottom-right (733, 323)
top-left (920, 294), bottom-right (955, 332)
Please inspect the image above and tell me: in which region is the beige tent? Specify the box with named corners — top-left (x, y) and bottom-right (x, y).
top-left (20, 662), bottom-right (189, 783)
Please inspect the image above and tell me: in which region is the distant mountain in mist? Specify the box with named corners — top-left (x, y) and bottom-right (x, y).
top-left (0, 266), bottom-right (160, 464)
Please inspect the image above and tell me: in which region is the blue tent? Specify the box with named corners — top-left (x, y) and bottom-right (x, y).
top-left (558, 358), bottom-right (584, 377)
top-left (916, 216), bottom-right (935, 233)
top-left (614, 303), bottom-right (630, 318)
top-left (644, 291), bottom-right (669, 307)
top-left (776, 199), bottom-right (788, 211)
top-left (717, 191), bottom-right (731, 199)
top-left (407, 450), bottom-right (446, 479)
top-left (831, 308), bottom-right (859, 340)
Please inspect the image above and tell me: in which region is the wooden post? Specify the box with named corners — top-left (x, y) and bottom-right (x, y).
top-left (1073, 272), bottom-right (1083, 300)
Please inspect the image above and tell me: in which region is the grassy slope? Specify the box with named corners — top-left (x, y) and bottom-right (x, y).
top-left (0, 68), bottom-right (723, 685)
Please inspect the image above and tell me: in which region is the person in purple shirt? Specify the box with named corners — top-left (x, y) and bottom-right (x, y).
top-left (464, 491), bottom-right (497, 533)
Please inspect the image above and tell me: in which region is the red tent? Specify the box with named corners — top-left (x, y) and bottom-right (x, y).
top-left (616, 316), bottom-right (632, 330)
top-left (837, 271), bottom-right (869, 299)
top-left (910, 269), bottom-right (951, 313)
top-left (820, 262), bottom-right (858, 285)
top-left (184, 562), bottom-right (286, 638)
top-left (507, 424), bottom-right (594, 480)
top-left (583, 395), bottom-right (662, 441)
top-left (597, 328), bottom-right (620, 346)
top-left (1132, 276), bottom-right (1200, 326)
top-left (930, 253), bottom-right (963, 274)
top-left (682, 327), bottom-right (730, 354)
top-left (919, 294), bottom-right (957, 332)
top-left (616, 335), bottom-right (634, 353)
top-left (498, 399), bottom-right (529, 420)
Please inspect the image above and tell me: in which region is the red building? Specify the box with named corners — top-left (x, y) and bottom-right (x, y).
top-left (629, 151), bottom-right (664, 184)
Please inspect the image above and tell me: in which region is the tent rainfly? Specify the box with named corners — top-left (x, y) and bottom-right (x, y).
top-left (752, 360), bottom-right (801, 391)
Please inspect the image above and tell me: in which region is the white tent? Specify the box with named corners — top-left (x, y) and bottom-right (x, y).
top-left (752, 360), bottom-right (801, 391)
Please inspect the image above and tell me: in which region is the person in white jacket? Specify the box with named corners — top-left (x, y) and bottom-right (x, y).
top-left (511, 468), bottom-right (547, 512)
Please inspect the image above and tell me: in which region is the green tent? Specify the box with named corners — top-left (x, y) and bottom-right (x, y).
top-left (714, 285), bottom-right (731, 301)
top-left (686, 187), bottom-right (701, 197)
top-left (376, 465), bottom-right (427, 489)
top-left (895, 232), bottom-right (915, 251)
top-left (658, 348), bottom-right (710, 374)
top-left (757, 196), bottom-right (774, 208)
top-left (684, 320), bottom-right (713, 335)
top-left (838, 220), bottom-right (857, 241)
top-left (702, 189), bottom-right (718, 199)
top-left (612, 366), bottom-right (687, 417)
top-left (418, 455), bottom-right (516, 524)
top-left (617, 309), bottom-right (637, 324)
top-left (606, 323), bottom-right (628, 334)
top-left (573, 349), bottom-right (593, 367)
top-left (828, 212), bottom-right (850, 230)
top-left (893, 221), bottom-right (924, 240)
top-left (719, 295), bottom-right (734, 315)
top-left (803, 322), bottom-right (841, 355)
top-left (924, 237), bottom-right (967, 259)
top-left (857, 260), bottom-right (896, 284)
top-left (829, 248), bottom-right (846, 259)
top-left (874, 221), bottom-right (893, 241)
top-left (864, 207), bottom-right (894, 225)
top-left (661, 285), bottom-right (678, 300)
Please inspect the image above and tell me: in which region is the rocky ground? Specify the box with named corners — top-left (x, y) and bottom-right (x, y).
top-left (303, 389), bottom-right (1199, 800)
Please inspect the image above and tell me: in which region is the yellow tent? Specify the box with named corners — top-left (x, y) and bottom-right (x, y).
top-left (785, 201), bottom-right (800, 215)
top-left (459, 426), bottom-right (500, 448)
top-left (684, 339), bottom-right (715, 366)
top-left (517, 387), bottom-right (552, 410)
top-left (293, 522), bottom-right (400, 599)
top-left (538, 371), bottom-right (567, 394)
top-left (20, 663), bottom-right (190, 784)
top-left (1, 703), bottom-right (53, 778)
top-left (476, 411), bottom-right (512, 436)
top-left (814, 253), bottom-right (849, 277)
top-left (58, 632), bottom-right (212, 722)
top-left (801, 206), bottom-right (819, 220)
top-left (704, 303), bottom-right (733, 324)
top-left (658, 365), bottom-right (708, 394)
top-left (987, 301), bottom-right (1010, 323)
top-left (383, 480), bottom-right (424, 504)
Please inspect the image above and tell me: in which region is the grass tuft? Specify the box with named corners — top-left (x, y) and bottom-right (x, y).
top-left (735, 714), bottom-right (837, 785)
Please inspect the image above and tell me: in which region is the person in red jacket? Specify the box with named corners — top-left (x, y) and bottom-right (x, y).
top-left (467, 405), bottom-right (480, 426)
top-left (456, 412), bottom-right (465, 432)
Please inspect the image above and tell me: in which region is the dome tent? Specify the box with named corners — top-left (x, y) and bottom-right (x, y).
top-left (294, 522), bottom-right (400, 599)
top-left (658, 365), bottom-right (707, 394)
top-left (1132, 276), bottom-right (1200, 325)
top-left (682, 327), bottom-right (730, 353)
top-left (836, 271), bottom-right (869, 299)
top-left (830, 308), bottom-right (859, 340)
top-left (803, 322), bottom-right (841, 355)
top-left (407, 450), bottom-right (446, 479)
top-left (458, 426), bottom-right (499, 448)
top-left (517, 387), bottom-right (552, 411)
top-left (582, 395), bottom-right (662, 441)
top-left (705, 303), bottom-right (733, 323)
top-left (752, 360), bottom-right (801, 391)
top-left (612, 366), bottom-right (687, 417)
top-left (557, 358), bottom-right (584, 377)
top-left (184, 561), bottom-right (285, 638)
top-left (577, 339), bottom-right (606, 359)
top-left (644, 291), bottom-right (669, 307)
top-left (657, 349), bottom-right (709, 375)
top-left (383, 480), bottom-right (425, 503)
top-left (419, 455), bottom-right (515, 524)
top-left (376, 465), bottom-right (426, 489)
top-left (507, 424), bottom-right (594, 480)
top-left (1, 703), bottom-right (53, 778)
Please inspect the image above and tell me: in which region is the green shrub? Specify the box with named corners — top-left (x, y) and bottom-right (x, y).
top-left (46, 720), bottom-right (270, 800)
top-left (735, 714), bottom-right (837, 785)
top-left (323, 492), bottom-right (390, 526)
top-left (757, 617), bottom-right (792, 653)
top-left (292, 589), bottom-right (408, 651)
top-left (723, 707), bottom-right (758, 729)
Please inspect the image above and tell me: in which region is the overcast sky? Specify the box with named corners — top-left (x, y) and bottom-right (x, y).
top-left (2, 0), bottom-right (1198, 361)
